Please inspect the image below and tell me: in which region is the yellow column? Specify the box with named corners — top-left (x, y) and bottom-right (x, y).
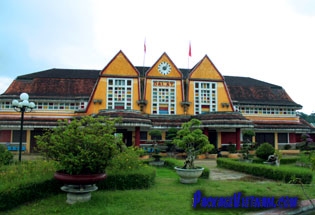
top-left (162, 131), bottom-right (166, 141)
top-left (274, 132), bottom-right (278, 150)
top-left (26, 130), bottom-right (31, 154)
top-left (217, 132), bottom-right (222, 148)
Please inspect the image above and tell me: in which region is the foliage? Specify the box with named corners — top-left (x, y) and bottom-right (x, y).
top-left (98, 167), bottom-right (156, 190)
top-left (274, 149), bottom-right (282, 162)
top-left (217, 158), bottom-right (313, 184)
top-left (298, 112), bottom-right (315, 123)
top-left (172, 119), bottom-right (214, 169)
top-left (6, 166), bottom-right (315, 215)
top-left (165, 127), bottom-right (178, 152)
top-left (227, 144), bottom-right (236, 153)
top-left (242, 129), bottom-right (255, 143)
top-left (0, 145), bottom-right (13, 166)
top-left (35, 116), bottom-right (125, 175)
top-left (284, 144), bottom-right (292, 150)
top-left (108, 147), bottom-right (144, 171)
top-left (298, 133), bottom-right (314, 150)
top-left (0, 160), bottom-right (61, 211)
top-left (0, 159), bottom-right (156, 211)
top-left (255, 142), bottom-right (275, 160)
top-left (159, 157), bottom-right (210, 179)
top-left (149, 129), bottom-right (162, 142)
top-left (298, 151), bottom-right (315, 170)
top-left (165, 127), bottom-right (177, 140)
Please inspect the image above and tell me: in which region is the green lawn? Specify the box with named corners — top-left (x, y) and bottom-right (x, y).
top-left (5, 167), bottom-right (315, 215)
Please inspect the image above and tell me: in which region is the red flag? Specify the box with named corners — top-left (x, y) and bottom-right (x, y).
top-left (144, 38), bottom-right (146, 53)
top-left (188, 41), bottom-right (192, 57)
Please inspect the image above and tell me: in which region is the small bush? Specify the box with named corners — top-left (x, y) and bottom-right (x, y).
top-left (284, 144), bottom-right (292, 150)
top-left (227, 144), bottom-right (236, 153)
top-left (0, 145), bottom-right (13, 166)
top-left (256, 142), bottom-right (275, 160)
top-left (108, 147), bottom-right (144, 171)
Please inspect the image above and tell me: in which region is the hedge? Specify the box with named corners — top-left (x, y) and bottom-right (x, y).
top-left (0, 178), bottom-right (62, 212)
top-left (97, 167), bottom-right (156, 190)
top-left (217, 158), bottom-right (313, 184)
top-left (252, 157), bottom-right (299, 164)
top-left (0, 161), bottom-right (156, 212)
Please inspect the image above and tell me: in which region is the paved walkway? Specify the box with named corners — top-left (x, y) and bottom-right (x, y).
top-left (194, 159), bottom-right (315, 215)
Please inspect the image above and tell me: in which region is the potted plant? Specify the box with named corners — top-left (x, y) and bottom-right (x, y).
top-left (36, 115), bottom-right (124, 204)
top-left (172, 119), bottom-right (214, 183)
top-left (227, 144), bottom-right (240, 159)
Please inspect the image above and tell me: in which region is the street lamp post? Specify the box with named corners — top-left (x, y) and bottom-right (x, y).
top-left (12, 93), bottom-right (35, 162)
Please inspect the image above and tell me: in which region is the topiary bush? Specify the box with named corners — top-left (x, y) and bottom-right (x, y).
top-left (255, 142), bottom-right (275, 160)
top-left (0, 145), bottom-right (13, 166)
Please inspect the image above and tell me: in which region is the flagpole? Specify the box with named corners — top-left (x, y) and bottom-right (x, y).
top-left (188, 40), bottom-right (191, 69)
top-left (141, 37), bottom-right (146, 101)
top-left (143, 37), bottom-right (146, 69)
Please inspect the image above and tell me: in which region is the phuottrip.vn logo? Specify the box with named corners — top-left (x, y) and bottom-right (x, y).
top-left (193, 190), bottom-right (298, 209)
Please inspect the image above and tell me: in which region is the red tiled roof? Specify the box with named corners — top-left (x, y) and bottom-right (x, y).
top-left (224, 76), bottom-right (301, 107)
top-left (4, 78), bottom-right (97, 98)
top-left (194, 112), bottom-right (253, 128)
top-left (1, 69), bottom-right (302, 109)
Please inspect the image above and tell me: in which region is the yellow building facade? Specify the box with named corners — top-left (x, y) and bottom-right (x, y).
top-left (0, 50), bottom-right (312, 153)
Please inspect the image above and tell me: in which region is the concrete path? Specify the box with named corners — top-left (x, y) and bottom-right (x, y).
top-left (195, 159), bottom-right (267, 181)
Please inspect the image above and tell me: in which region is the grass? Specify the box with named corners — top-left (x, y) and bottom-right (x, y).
top-left (4, 164), bottom-right (315, 215)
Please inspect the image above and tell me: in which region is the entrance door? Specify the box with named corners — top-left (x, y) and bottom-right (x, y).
top-left (116, 129), bottom-right (133, 146)
top-left (256, 133), bottom-right (274, 147)
top-left (208, 130), bottom-right (217, 148)
top-left (30, 129), bottom-right (44, 153)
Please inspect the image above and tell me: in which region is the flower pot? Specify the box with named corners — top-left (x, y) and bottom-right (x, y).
top-left (228, 153), bottom-right (241, 159)
top-left (54, 171), bottom-right (106, 185)
top-left (207, 154), bottom-right (218, 159)
top-left (197, 154), bottom-right (206, 159)
top-left (139, 155), bottom-right (150, 160)
top-left (174, 167), bottom-right (204, 184)
top-left (54, 171), bottom-right (106, 204)
top-left (248, 150), bottom-right (256, 155)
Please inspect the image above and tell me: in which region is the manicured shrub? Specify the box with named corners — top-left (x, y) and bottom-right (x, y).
top-left (256, 142), bottom-right (275, 160)
top-left (217, 158), bottom-right (313, 184)
top-left (0, 145), bottom-right (13, 166)
top-left (98, 167), bottom-right (156, 190)
top-left (280, 157), bottom-right (299, 164)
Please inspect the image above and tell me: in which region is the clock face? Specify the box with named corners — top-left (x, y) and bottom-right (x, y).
top-left (158, 62), bottom-right (171, 75)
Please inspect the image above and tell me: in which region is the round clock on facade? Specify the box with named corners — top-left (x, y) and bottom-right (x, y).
top-left (158, 62), bottom-right (171, 75)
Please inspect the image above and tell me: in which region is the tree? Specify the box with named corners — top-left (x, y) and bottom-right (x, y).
top-left (172, 119), bottom-right (214, 169)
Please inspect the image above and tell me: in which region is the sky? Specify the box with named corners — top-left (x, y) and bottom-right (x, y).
top-left (1, 0), bottom-right (315, 114)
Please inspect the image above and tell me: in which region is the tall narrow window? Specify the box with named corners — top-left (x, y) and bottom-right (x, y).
top-left (107, 78), bottom-right (133, 110)
top-left (152, 80), bottom-right (176, 115)
top-left (194, 82), bottom-right (217, 114)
